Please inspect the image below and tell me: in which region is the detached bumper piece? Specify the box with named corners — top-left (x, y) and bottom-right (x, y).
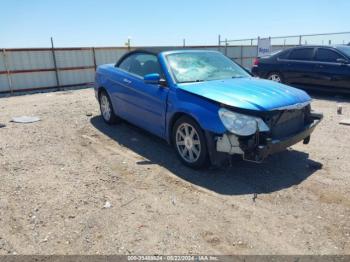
top-left (216, 112), bottom-right (323, 164)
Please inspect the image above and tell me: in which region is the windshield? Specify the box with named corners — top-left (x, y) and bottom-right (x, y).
top-left (336, 46), bottom-right (350, 58)
top-left (166, 52), bottom-right (250, 83)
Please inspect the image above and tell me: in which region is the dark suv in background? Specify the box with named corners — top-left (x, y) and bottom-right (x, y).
top-left (252, 45), bottom-right (350, 93)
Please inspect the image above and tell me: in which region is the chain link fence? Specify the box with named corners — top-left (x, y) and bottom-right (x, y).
top-left (218, 31), bottom-right (350, 68)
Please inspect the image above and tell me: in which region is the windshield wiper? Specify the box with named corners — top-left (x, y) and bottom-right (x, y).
top-left (231, 76), bottom-right (246, 79)
top-left (180, 79), bottom-right (205, 83)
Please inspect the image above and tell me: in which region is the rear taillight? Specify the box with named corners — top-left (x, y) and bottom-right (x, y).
top-left (253, 58), bottom-right (259, 66)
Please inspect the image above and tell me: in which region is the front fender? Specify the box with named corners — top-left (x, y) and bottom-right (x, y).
top-left (166, 89), bottom-right (227, 141)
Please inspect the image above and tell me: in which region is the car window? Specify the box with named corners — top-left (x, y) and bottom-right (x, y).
top-left (118, 53), bottom-right (163, 77)
top-left (260, 50), bottom-right (281, 58)
top-left (288, 48), bottom-right (314, 61)
top-left (336, 46), bottom-right (350, 57)
top-left (277, 50), bottom-right (290, 59)
top-left (315, 48), bottom-right (343, 63)
top-left (118, 54), bottom-right (136, 72)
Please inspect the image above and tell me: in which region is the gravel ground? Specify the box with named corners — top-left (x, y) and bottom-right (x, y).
top-left (0, 88), bottom-right (349, 255)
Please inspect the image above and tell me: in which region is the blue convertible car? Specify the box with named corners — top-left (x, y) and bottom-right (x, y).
top-left (94, 50), bottom-right (322, 168)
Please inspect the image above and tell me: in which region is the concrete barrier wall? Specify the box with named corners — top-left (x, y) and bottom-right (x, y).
top-left (0, 45), bottom-right (295, 94)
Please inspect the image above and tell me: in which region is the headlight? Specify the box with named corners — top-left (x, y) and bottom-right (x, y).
top-left (218, 108), bottom-right (269, 136)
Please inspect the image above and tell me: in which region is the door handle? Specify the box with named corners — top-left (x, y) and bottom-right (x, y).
top-left (123, 78), bottom-right (132, 84)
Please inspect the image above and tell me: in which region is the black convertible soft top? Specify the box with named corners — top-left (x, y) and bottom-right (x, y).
top-left (115, 49), bottom-right (157, 67)
top-left (115, 47), bottom-right (190, 66)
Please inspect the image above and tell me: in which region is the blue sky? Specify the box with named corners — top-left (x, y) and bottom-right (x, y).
top-left (0, 0), bottom-right (349, 47)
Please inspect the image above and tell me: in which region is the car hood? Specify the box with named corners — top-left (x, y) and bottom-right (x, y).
top-left (176, 77), bottom-right (311, 111)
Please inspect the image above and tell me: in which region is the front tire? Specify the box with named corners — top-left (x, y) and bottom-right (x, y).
top-left (99, 90), bottom-right (119, 124)
top-left (172, 116), bottom-right (208, 169)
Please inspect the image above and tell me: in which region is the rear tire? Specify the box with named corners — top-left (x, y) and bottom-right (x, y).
top-left (99, 90), bottom-right (119, 124)
top-left (172, 116), bottom-right (208, 169)
top-left (267, 72), bottom-right (284, 83)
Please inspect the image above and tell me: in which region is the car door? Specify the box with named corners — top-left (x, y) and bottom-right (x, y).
top-left (114, 53), bottom-right (169, 137)
top-left (313, 48), bottom-right (350, 89)
top-left (282, 48), bottom-right (317, 86)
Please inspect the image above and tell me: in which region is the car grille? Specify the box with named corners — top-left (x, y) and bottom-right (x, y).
top-left (269, 108), bottom-right (308, 139)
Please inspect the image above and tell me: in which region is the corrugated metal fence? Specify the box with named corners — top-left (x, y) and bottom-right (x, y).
top-left (0, 45), bottom-right (293, 94)
top-left (0, 47), bottom-right (130, 94)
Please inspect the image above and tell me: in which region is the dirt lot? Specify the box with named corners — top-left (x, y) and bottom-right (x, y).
top-left (0, 88), bottom-right (349, 255)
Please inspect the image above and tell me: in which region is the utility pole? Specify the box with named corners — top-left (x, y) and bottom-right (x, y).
top-left (218, 35), bottom-right (221, 51)
top-left (51, 37), bottom-right (60, 89)
top-left (125, 37), bottom-right (131, 50)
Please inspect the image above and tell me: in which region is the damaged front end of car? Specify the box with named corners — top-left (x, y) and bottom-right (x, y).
top-left (207, 102), bottom-right (323, 166)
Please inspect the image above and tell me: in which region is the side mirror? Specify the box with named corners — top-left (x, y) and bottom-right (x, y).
top-left (337, 58), bottom-right (349, 64)
top-left (144, 73), bottom-right (167, 87)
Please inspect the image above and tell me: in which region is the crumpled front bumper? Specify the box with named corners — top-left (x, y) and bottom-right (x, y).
top-left (207, 112), bottom-right (323, 166)
top-left (244, 112), bottom-right (323, 162)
